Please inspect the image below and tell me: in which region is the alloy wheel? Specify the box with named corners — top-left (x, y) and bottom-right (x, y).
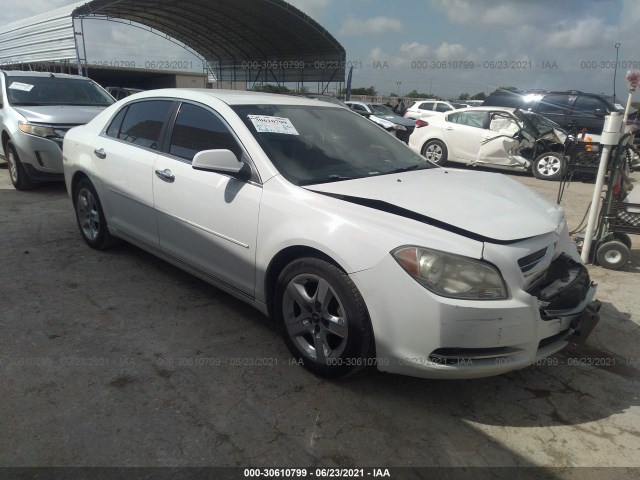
top-left (7, 149), bottom-right (19, 184)
top-left (282, 273), bottom-right (348, 363)
top-left (536, 155), bottom-right (561, 177)
top-left (76, 188), bottom-right (100, 242)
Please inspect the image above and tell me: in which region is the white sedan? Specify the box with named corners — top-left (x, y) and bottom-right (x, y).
top-left (63, 89), bottom-right (599, 379)
top-left (408, 107), bottom-right (568, 180)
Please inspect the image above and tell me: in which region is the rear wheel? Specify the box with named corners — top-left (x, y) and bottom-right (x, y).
top-left (275, 257), bottom-right (373, 378)
top-left (73, 178), bottom-right (120, 250)
top-left (596, 241), bottom-right (630, 270)
top-left (421, 140), bottom-right (448, 165)
top-left (532, 152), bottom-right (564, 181)
top-left (5, 141), bottom-right (33, 190)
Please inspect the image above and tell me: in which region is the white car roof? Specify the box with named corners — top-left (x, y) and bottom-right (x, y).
top-left (447, 106), bottom-right (517, 114)
top-left (127, 88), bottom-right (337, 107)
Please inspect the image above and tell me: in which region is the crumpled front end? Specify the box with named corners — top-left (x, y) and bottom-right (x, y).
top-left (350, 220), bottom-right (600, 379)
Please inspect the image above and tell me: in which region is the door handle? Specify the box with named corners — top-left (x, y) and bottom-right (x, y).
top-left (94, 148), bottom-right (106, 159)
top-left (444, 127), bottom-right (454, 131)
top-left (155, 169), bottom-right (175, 183)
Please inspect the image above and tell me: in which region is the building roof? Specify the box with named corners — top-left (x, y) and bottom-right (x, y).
top-left (0, 0), bottom-right (346, 84)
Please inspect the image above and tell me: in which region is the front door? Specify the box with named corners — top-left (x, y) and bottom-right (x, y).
top-left (152, 102), bottom-right (262, 296)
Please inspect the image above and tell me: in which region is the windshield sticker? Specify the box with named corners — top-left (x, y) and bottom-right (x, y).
top-left (8, 82), bottom-right (35, 92)
top-left (248, 115), bottom-right (299, 135)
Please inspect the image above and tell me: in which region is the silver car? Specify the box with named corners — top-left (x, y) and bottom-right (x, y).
top-left (0, 71), bottom-right (114, 190)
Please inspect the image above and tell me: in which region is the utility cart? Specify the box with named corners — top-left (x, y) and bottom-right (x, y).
top-left (560, 132), bottom-right (638, 270)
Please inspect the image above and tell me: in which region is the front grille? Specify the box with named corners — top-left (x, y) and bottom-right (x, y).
top-left (526, 254), bottom-right (590, 315)
top-left (518, 247), bottom-right (548, 272)
top-left (428, 346), bottom-right (523, 365)
top-left (51, 124), bottom-right (80, 150)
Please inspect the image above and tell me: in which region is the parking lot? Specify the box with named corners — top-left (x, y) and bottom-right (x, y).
top-left (0, 162), bottom-right (639, 475)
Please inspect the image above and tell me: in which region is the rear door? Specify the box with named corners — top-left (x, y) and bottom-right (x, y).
top-left (96, 99), bottom-right (175, 247)
top-left (570, 96), bottom-right (608, 133)
top-left (534, 94), bottom-right (573, 130)
top-left (441, 110), bottom-right (488, 160)
top-left (152, 102), bottom-right (262, 296)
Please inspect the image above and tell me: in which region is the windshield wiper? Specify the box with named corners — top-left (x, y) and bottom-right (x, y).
top-left (298, 174), bottom-right (359, 185)
top-left (390, 164), bottom-right (428, 173)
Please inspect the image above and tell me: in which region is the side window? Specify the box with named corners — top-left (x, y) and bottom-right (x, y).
top-left (435, 103), bottom-right (451, 112)
top-left (457, 111), bottom-right (486, 128)
top-left (419, 102), bottom-right (435, 110)
top-left (537, 95), bottom-right (571, 115)
top-left (118, 100), bottom-right (173, 149)
top-left (352, 104), bottom-right (367, 112)
top-left (446, 112), bottom-right (461, 123)
top-left (169, 103), bottom-right (242, 161)
top-left (105, 106), bottom-right (128, 138)
top-left (572, 96), bottom-right (605, 116)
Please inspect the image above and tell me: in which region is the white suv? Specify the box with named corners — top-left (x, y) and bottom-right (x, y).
top-left (404, 100), bottom-right (467, 119)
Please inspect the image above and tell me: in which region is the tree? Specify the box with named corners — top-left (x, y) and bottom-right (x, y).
top-left (252, 84), bottom-right (290, 93)
top-left (471, 92), bottom-right (486, 100)
top-left (350, 86), bottom-right (376, 96)
top-left (494, 86), bottom-right (518, 93)
top-left (405, 89), bottom-right (439, 99)
top-left (458, 92), bottom-right (470, 101)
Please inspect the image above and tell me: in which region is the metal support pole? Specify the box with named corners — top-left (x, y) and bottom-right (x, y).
top-left (580, 145), bottom-right (612, 263)
top-left (580, 113), bottom-right (623, 263)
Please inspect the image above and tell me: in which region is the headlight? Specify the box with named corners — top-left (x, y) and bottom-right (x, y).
top-left (18, 122), bottom-right (56, 138)
top-left (392, 246), bottom-right (508, 300)
top-left (393, 124), bottom-right (407, 131)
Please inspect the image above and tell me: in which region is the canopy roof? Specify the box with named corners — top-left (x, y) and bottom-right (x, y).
top-left (0, 0), bottom-right (346, 84)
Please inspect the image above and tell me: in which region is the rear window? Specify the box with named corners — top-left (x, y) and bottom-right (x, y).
top-left (483, 92), bottom-right (524, 108)
top-left (6, 76), bottom-right (114, 107)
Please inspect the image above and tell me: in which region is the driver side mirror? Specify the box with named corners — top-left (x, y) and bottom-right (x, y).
top-left (354, 111), bottom-right (371, 118)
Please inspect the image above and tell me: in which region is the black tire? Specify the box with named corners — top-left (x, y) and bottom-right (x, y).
top-left (532, 152), bottom-right (564, 181)
top-left (275, 257), bottom-right (373, 378)
top-left (5, 141), bottom-right (33, 190)
top-left (612, 233), bottom-right (633, 250)
top-left (73, 178), bottom-right (120, 250)
top-left (421, 140), bottom-right (448, 165)
top-left (596, 241), bottom-right (630, 270)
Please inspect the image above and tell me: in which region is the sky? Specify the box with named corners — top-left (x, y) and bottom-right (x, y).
top-left (1, 0), bottom-right (639, 99)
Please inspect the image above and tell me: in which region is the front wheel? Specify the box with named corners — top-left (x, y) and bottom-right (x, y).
top-left (532, 152), bottom-right (564, 181)
top-left (275, 257), bottom-right (373, 378)
top-left (421, 140), bottom-right (448, 165)
top-left (5, 141), bottom-right (33, 190)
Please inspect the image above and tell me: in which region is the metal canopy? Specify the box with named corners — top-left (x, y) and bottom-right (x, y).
top-left (0, 0), bottom-right (346, 88)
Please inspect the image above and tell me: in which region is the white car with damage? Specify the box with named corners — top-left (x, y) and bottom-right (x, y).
top-left (63, 89), bottom-right (599, 380)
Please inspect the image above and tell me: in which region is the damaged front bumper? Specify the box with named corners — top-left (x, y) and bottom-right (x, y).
top-left (351, 246), bottom-right (601, 379)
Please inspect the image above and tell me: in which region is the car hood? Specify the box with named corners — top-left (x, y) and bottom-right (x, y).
top-left (306, 168), bottom-right (563, 242)
top-left (13, 105), bottom-right (109, 125)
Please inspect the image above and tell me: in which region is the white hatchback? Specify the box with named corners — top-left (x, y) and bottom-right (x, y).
top-left (63, 89), bottom-right (599, 379)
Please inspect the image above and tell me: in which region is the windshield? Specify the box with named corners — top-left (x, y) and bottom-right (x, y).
top-left (6, 76), bottom-right (115, 107)
top-left (604, 95), bottom-right (637, 114)
top-left (520, 111), bottom-right (566, 135)
top-left (233, 104), bottom-right (431, 185)
top-left (368, 104), bottom-right (395, 116)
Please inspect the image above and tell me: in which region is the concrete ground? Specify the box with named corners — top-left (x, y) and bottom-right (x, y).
top-left (0, 162), bottom-right (639, 477)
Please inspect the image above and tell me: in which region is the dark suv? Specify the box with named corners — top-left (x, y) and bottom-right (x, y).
top-left (483, 90), bottom-right (637, 134)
